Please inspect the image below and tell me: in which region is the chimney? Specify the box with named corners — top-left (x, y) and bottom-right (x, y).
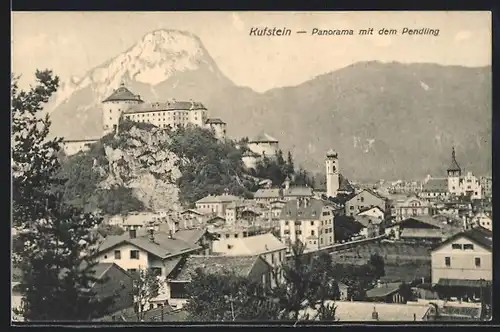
top-left (148, 227), bottom-right (155, 243)
top-left (129, 229), bottom-right (137, 239)
top-left (372, 307), bottom-right (379, 321)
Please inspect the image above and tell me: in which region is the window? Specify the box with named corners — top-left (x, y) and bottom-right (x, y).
top-left (320, 238), bottom-right (323, 244)
top-left (114, 250), bottom-right (121, 259)
top-left (445, 257), bottom-right (451, 267)
top-left (296, 230), bottom-right (302, 235)
top-left (271, 254), bottom-right (275, 264)
top-left (360, 197), bottom-right (365, 203)
top-left (322, 211), bottom-right (330, 216)
top-left (234, 234), bottom-right (239, 238)
top-left (104, 255), bottom-right (108, 259)
top-left (279, 251), bottom-right (282, 262)
top-left (350, 206), bottom-right (354, 210)
top-left (151, 267), bottom-right (162, 276)
top-left (475, 257), bottom-right (481, 267)
top-left (285, 221), bottom-right (289, 226)
top-left (284, 230), bottom-right (290, 235)
top-left (310, 221), bottom-right (314, 226)
top-left (127, 268), bottom-right (137, 274)
top-left (226, 234), bottom-right (230, 238)
top-left (452, 244), bottom-right (462, 250)
top-left (311, 230), bottom-right (315, 236)
top-left (464, 244), bottom-right (474, 250)
top-left (130, 250), bottom-right (140, 260)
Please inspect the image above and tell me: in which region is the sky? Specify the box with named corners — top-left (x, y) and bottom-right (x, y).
top-left (12, 11), bottom-right (491, 92)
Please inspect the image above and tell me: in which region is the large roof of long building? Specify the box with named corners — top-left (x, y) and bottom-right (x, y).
top-left (103, 84), bottom-right (144, 103)
top-left (196, 194), bottom-right (242, 204)
top-left (279, 198), bottom-right (330, 220)
top-left (422, 178), bottom-right (448, 193)
top-left (249, 133), bottom-right (278, 143)
top-left (124, 100), bottom-right (207, 114)
top-left (97, 231), bottom-right (201, 259)
top-left (172, 255), bottom-right (263, 281)
top-left (215, 233), bottom-right (287, 256)
top-left (205, 118), bottom-right (226, 124)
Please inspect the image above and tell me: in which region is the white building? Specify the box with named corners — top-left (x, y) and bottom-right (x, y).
top-left (102, 83), bottom-right (144, 134)
top-left (279, 198), bottom-right (334, 251)
top-left (446, 147), bottom-right (482, 199)
top-left (102, 83), bottom-right (226, 139)
top-left (61, 138), bottom-right (99, 156)
top-left (468, 212), bottom-right (492, 231)
top-left (325, 149), bottom-right (340, 198)
top-left (247, 133), bottom-right (279, 157)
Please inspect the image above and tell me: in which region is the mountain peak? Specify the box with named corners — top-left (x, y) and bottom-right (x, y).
top-left (50, 29), bottom-right (216, 110)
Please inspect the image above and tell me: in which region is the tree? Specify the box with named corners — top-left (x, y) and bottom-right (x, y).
top-left (398, 282), bottom-right (415, 303)
top-left (12, 70), bottom-right (115, 321)
top-left (367, 253), bottom-right (385, 280)
top-left (184, 269), bottom-right (282, 321)
top-left (132, 268), bottom-right (161, 321)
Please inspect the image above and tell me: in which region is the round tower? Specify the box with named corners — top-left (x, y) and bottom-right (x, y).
top-left (102, 83), bottom-right (143, 134)
top-left (447, 147), bottom-right (461, 195)
top-left (326, 149), bottom-right (340, 198)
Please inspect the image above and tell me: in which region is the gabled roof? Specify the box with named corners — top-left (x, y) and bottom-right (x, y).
top-left (357, 205), bottom-right (385, 215)
top-left (173, 228), bottom-right (207, 244)
top-left (283, 186), bottom-right (313, 197)
top-left (366, 282), bottom-right (401, 298)
top-left (172, 255), bottom-right (266, 281)
top-left (205, 118), bottom-right (226, 125)
top-left (103, 85), bottom-right (143, 103)
top-left (248, 133), bottom-right (278, 143)
top-left (98, 231), bottom-right (201, 259)
top-left (422, 178), bottom-right (448, 193)
top-left (279, 199), bottom-right (330, 220)
top-left (196, 194), bottom-right (241, 204)
top-left (432, 226), bottom-right (492, 252)
top-left (254, 188), bottom-right (281, 199)
top-left (180, 209), bottom-right (206, 216)
top-left (355, 215), bottom-right (383, 227)
top-left (216, 233), bottom-right (287, 256)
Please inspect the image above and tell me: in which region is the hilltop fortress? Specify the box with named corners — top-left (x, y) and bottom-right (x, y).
top-left (62, 84), bottom-right (228, 156)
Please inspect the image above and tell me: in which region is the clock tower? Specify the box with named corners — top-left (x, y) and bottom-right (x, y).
top-left (326, 149), bottom-right (340, 198)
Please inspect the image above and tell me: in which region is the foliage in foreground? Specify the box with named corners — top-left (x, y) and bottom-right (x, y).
top-left (12, 70), bottom-right (115, 321)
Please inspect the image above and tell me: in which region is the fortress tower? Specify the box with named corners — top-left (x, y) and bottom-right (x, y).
top-left (326, 149), bottom-right (340, 198)
top-left (102, 83), bottom-right (143, 134)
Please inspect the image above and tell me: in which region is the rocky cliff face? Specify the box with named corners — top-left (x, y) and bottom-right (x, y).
top-left (92, 125), bottom-right (182, 212)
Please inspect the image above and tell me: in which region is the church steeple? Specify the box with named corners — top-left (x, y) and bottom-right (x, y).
top-left (447, 147), bottom-right (461, 176)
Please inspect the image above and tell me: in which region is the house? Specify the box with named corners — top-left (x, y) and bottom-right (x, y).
top-left (260, 200), bottom-right (287, 221)
top-left (179, 209), bottom-right (207, 226)
top-left (96, 229), bottom-right (203, 278)
top-left (355, 215), bottom-right (382, 238)
top-left (279, 198), bottom-right (335, 251)
top-left (195, 194), bottom-right (242, 216)
top-left (62, 137), bottom-right (99, 156)
top-left (247, 133), bottom-right (279, 157)
top-left (224, 202), bottom-right (262, 224)
top-left (211, 233), bottom-right (287, 274)
top-left (365, 281), bottom-right (405, 304)
top-left (337, 282), bottom-right (349, 301)
top-left (420, 178), bottom-right (449, 201)
top-left (254, 186), bottom-right (314, 204)
top-left (357, 206), bottom-right (385, 220)
top-left (300, 300), bottom-right (435, 321)
top-left (166, 255), bottom-right (274, 309)
top-left (430, 227), bottom-right (492, 289)
top-left (479, 176), bottom-right (492, 198)
top-left (391, 196), bottom-right (434, 222)
top-left (468, 212), bottom-right (492, 231)
top-left (383, 217), bottom-right (462, 243)
top-left (345, 189), bottom-right (387, 217)
top-left (89, 263), bottom-right (135, 317)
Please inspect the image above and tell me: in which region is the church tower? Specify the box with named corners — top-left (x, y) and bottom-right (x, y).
top-left (447, 147), bottom-right (462, 195)
top-left (102, 83), bottom-right (143, 135)
top-left (326, 149), bottom-right (340, 198)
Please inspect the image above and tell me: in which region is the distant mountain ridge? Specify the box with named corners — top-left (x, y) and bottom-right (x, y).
top-left (47, 29), bottom-right (491, 180)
